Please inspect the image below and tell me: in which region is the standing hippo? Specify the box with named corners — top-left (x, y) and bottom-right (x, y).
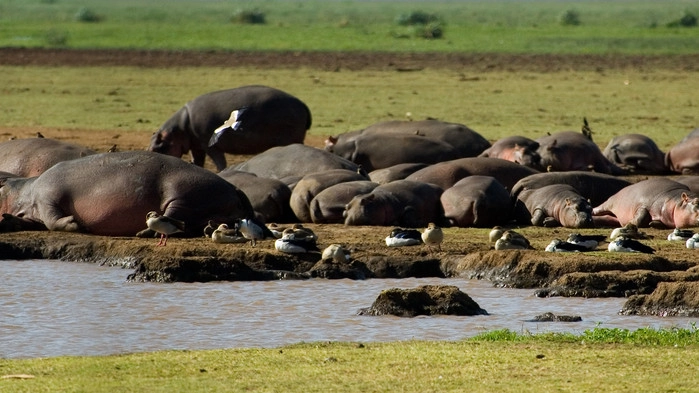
top-left (510, 171), bottom-right (632, 207)
top-left (666, 131), bottom-right (699, 175)
top-left (602, 133), bottom-right (667, 175)
top-left (148, 85), bottom-right (312, 171)
top-left (536, 131), bottom-right (625, 174)
top-left (440, 176), bottom-right (512, 227)
top-left (0, 138), bottom-right (96, 177)
top-left (405, 157), bottom-right (540, 191)
top-left (309, 180), bottom-right (379, 224)
top-left (592, 178), bottom-right (699, 229)
top-left (514, 184), bottom-right (593, 228)
top-left (478, 136), bottom-right (543, 171)
top-left (0, 151), bottom-right (254, 236)
top-left (343, 180), bottom-right (444, 227)
top-left (289, 169), bottom-right (369, 223)
top-left (217, 169), bottom-right (293, 223)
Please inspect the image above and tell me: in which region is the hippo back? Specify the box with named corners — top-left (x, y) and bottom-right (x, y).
top-left (0, 138), bottom-right (96, 177)
top-left (406, 157), bottom-right (539, 190)
top-left (511, 171), bottom-right (632, 206)
top-left (602, 133), bottom-right (667, 175)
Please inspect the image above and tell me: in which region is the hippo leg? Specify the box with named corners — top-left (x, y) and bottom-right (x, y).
top-left (542, 217), bottom-right (561, 227)
top-left (206, 147), bottom-right (227, 172)
top-left (46, 215), bottom-right (81, 232)
top-left (531, 208), bottom-right (548, 226)
top-left (631, 208), bottom-right (652, 228)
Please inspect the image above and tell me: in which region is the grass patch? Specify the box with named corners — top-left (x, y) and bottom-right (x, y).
top-left (1, 328), bottom-right (697, 393)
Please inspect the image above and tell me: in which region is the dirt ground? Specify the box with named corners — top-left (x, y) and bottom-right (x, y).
top-left (1, 49), bottom-right (698, 310)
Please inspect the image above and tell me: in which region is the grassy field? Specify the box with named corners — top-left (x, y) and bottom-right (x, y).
top-left (1, 0), bottom-right (698, 54)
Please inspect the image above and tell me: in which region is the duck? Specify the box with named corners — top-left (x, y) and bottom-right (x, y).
top-left (321, 244), bottom-right (351, 263)
top-left (385, 227), bottom-right (422, 247)
top-left (291, 223), bottom-right (318, 243)
top-left (566, 233), bottom-right (606, 250)
top-left (236, 218), bottom-right (275, 246)
top-left (421, 223), bottom-right (443, 252)
top-left (488, 226), bottom-right (505, 243)
top-left (203, 220), bottom-right (218, 238)
top-left (545, 239), bottom-right (591, 252)
top-left (145, 211), bottom-right (185, 246)
top-left (211, 223), bottom-right (247, 244)
top-left (686, 234), bottom-right (699, 249)
top-left (275, 228), bottom-right (320, 254)
top-left (608, 237), bottom-right (655, 254)
top-left (610, 223), bottom-right (649, 240)
top-left (495, 231), bottom-right (532, 250)
top-left (667, 228), bottom-right (695, 241)
top-left (265, 223), bottom-right (287, 239)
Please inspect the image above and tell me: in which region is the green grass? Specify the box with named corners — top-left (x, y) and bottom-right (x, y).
top-left (1, 0), bottom-right (698, 54)
top-left (1, 327), bottom-right (697, 393)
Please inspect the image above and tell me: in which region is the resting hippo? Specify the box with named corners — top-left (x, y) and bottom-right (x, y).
top-left (405, 157), bottom-right (539, 190)
top-left (536, 131), bottom-right (625, 174)
top-left (675, 176), bottom-right (699, 195)
top-left (666, 133), bottom-right (699, 175)
top-left (148, 85), bottom-right (312, 171)
top-left (217, 169), bottom-right (293, 223)
top-left (514, 184), bottom-right (593, 228)
top-left (592, 178), bottom-right (699, 229)
top-left (232, 144), bottom-right (365, 182)
top-left (289, 169), bottom-right (369, 223)
top-left (510, 171), bottom-right (632, 206)
top-left (343, 180), bottom-right (444, 227)
top-left (478, 136), bottom-right (543, 170)
top-left (368, 163), bottom-right (429, 184)
top-left (0, 138), bottom-right (96, 177)
top-left (0, 151), bottom-right (254, 236)
top-left (602, 133), bottom-right (667, 174)
top-left (309, 180), bottom-right (379, 224)
top-left (440, 176), bottom-right (512, 227)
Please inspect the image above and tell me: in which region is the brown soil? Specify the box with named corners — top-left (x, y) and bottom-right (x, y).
top-left (1, 48), bottom-right (698, 313)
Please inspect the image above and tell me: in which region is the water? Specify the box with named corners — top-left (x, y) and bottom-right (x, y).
top-left (1, 259), bottom-right (696, 359)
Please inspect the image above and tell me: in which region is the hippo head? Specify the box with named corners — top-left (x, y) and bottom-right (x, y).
top-left (343, 194), bottom-right (389, 226)
top-left (559, 197), bottom-right (594, 228)
top-left (148, 128), bottom-right (191, 159)
top-left (674, 193), bottom-right (699, 228)
top-left (513, 142), bottom-right (543, 171)
top-left (324, 135), bottom-right (338, 152)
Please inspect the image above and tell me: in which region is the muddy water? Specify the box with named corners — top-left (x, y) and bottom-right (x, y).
top-left (1, 259), bottom-right (696, 359)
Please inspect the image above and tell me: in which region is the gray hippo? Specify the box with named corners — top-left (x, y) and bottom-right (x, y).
top-left (666, 132), bottom-right (699, 175)
top-left (0, 138), bottom-right (96, 177)
top-left (343, 180), bottom-right (444, 227)
top-left (510, 171), bottom-right (632, 206)
top-left (514, 184), bottom-right (593, 228)
top-left (309, 180), bottom-right (379, 224)
top-left (536, 131), bottom-right (625, 174)
top-left (440, 176), bottom-right (512, 227)
top-left (325, 120), bottom-right (491, 171)
top-left (232, 144), bottom-right (365, 183)
top-left (368, 163), bottom-right (429, 184)
top-left (675, 176), bottom-right (699, 195)
top-left (217, 169), bottom-right (293, 223)
top-left (405, 157), bottom-right (540, 191)
top-left (592, 178), bottom-right (699, 228)
top-left (0, 151), bottom-right (254, 236)
top-left (148, 85), bottom-right (312, 171)
top-left (602, 133), bottom-right (667, 174)
top-left (289, 169), bottom-right (369, 223)
top-left (478, 135), bottom-right (543, 171)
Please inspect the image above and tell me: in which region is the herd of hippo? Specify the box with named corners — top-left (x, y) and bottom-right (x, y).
top-left (1, 84), bottom-right (699, 238)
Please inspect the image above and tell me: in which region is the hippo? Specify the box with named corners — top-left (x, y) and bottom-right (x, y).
top-left (536, 131), bottom-right (625, 174)
top-left (289, 169), bottom-right (369, 223)
top-left (514, 184), bottom-right (593, 228)
top-left (232, 144), bottom-right (366, 183)
top-left (666, 133), bottom-right (699, 175)
top-left (592, 178), bottom-right (699, 229)
top-left (510, 171), bottom-right (632, 207)
top-left (0, 151), bottom-right (254, 236)
top-left (343, 180), bottom-right (444, 227)
top-left (148, 85), bottom-right (312, 171)
top-left (674, 176), bottom-right (699, 195)
top-left (368, 163), bottom-right (429, 184)
top-left (405, 157), bottom-right (540, 191)
top-left (602, 133), bottom-right (667, 175)
top-left (309, 180), bottom-right (379, 224)
top-left (217, 169), bottom-right (293, 223)
top-left (440, 176), bottom-right (512, 227)
top-left (681, 127), bottom-right (699, 143)
top-left (478, 136), bottom-right (543, 170)
top-left (0, 138), bottom-right (96, 177)
top-left (325, 120), bottom-right (491, 171)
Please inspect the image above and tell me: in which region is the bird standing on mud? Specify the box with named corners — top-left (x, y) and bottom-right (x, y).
top-left (145, 211), bottom-right (185, 246)
top-left (421, 223), bottom-right (443, 252)
top-left (236, 218), bottom-right (275, 246)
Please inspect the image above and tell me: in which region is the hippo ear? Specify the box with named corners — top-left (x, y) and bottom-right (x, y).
top-left (682, 193), bottom-right (689, 203)
top-left (565, 198), bottom-right (572, 206)
top-left (360, 194), bottom-right (375, 205)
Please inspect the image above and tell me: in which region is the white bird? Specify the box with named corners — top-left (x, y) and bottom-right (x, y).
top-left (686, 234), bottom-right (699, 249)
top-left (385, 228), bottom-right (422, 247)
top-left (209, 108), bottom-right (247, 147)
top-left (145, 211), bottom-right (185, 246)
top-left (545, 239), bottom-right (590, 252)
top-left (211, 223), bottom-right (247, 244)
top-left (668, 228), bottom-right (695, 241)
top-left (421, 223), bottom-right (443, 252)
top-left (236, 218), bottom-right (275, 246)
top-left (566, 233), bottom-right (606, 250)
top-left (275, 228), bottom-right (319, 254)
top-left (322, 244), bottom-right (351, 263)
top-left (608, 237), bottom-right (655, 254)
